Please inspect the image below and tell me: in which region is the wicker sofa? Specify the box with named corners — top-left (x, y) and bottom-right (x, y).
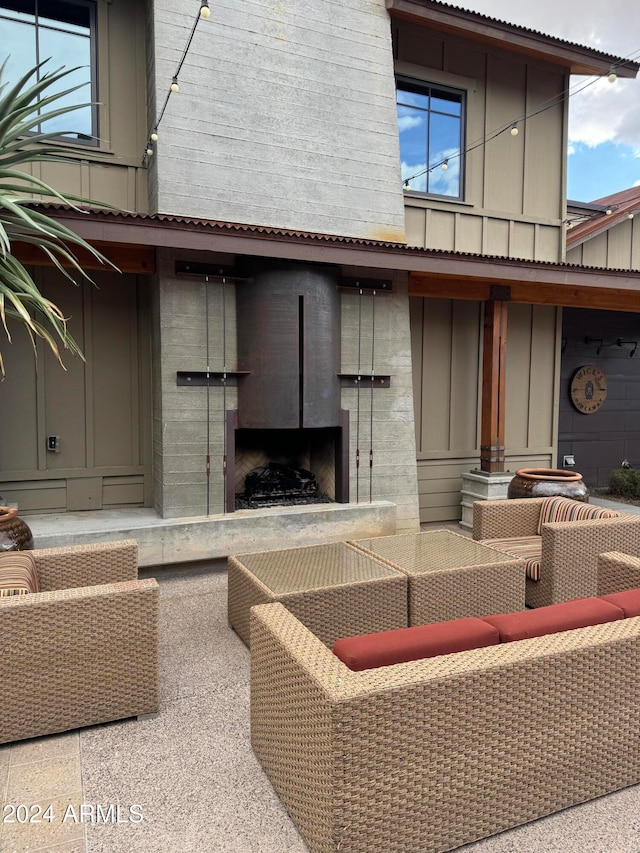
top-left (250, 600), bottom-right (640, 853)
top-left (472, 496), bottom-right (640, 607)
top-left (0, 540), bottom-right (159, 744)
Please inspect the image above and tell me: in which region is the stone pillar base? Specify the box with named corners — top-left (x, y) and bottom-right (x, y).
top-left (460, 470), bottom-right (513, 530)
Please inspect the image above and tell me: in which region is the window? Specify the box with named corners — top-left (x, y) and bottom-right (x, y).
top-left (0, 0), bottom-right (96, 142)
top-left (397, 78), bottom-right (464, 198)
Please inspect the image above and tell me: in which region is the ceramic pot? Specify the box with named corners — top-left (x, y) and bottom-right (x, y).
top-left (507, 468), bottom-right (589, 502)
top-left (0, 506), bottom-right (34, 551)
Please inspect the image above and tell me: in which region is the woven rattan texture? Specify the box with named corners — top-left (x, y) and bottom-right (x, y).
top-left (231, 542), bottom-right (396, 592)
top-left (598, 551), bottom-right (640, 595)
top-left (472, 498), bottom-right (544, 540)
top-left (351, 530), bottom-right (518, 574)
top-left (34, 539), bottom-right (138, 590)
top-left (529, 515), bottom-right (640, 608)
top-left (0, 541), bottom-right (159, 744)
top-left (228, 549), bottom-right (407, 647)
top-left (473, 499), bottom-right (640, 608)
top-left (251, 602), bottom-right (640, 853)
top-left (351, 531), bottom-right (525, 623)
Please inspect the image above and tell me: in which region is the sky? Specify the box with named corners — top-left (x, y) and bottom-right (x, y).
top-left (455, 0), bottom-right (640, 202)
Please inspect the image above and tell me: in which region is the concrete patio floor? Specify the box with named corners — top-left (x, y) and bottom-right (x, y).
top-left (3, 503), bottom-right (640, 852)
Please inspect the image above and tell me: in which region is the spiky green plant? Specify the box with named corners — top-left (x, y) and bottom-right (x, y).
top-left (0, 57), bottom-right (116, 377)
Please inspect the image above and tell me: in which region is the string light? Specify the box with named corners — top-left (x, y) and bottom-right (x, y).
top-left (628, 212), bottom-right (635, 220)
top-left (608, 69), bottom-right (618, 83)
top-left (143, 1), bottom-right (211, 163)
top-left (441, 158), bottom-right (449, 171)
top-left (510, 122), bottom-right (519, 136)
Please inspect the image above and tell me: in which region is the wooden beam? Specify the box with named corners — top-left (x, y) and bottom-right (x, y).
top-left (12, 241), bottom-right (156, 275)
top-left (480, 300), bottom-right (508, 473)
top-left (409, 274), bottom-right (640, 313)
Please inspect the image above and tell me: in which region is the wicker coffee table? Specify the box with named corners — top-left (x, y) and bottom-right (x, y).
top-left (228, 541), bottom-right (408, 647)
top-left (350, 529), bottom-right (525, 625)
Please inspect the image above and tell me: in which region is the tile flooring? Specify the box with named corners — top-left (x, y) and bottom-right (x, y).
top-left (0, 732), bottom-right (85, 852)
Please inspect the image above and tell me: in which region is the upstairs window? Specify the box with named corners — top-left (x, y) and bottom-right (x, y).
top-left (397, 78), bottom-right (464, 199)
top-left (0, 0), bottom-right (96, 142)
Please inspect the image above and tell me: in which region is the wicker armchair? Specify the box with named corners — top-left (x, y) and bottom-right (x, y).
top-left (472, 498), bottom-right (640, 608)
top-left (0, 540), bottom-right (159, 744)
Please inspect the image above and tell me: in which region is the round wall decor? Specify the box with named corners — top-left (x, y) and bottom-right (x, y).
top-left (570, 364), bottom-right (607, 414)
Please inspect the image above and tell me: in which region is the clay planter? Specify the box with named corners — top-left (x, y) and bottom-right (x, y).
top-left (0, 506), bottom-right (34, 551)
top-left (507, 468), bottom-right (589, 502)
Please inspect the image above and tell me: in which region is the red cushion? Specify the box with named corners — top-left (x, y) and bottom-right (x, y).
top-left (601, 588), bottom-right (640, 617)
top-left (332, 617), bottom-right (500, 671)
top-left (482, 597), bottom-right (624, 642)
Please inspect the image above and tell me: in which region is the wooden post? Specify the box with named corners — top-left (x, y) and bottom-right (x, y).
top-left (480, 299), bottom-right (508, 473)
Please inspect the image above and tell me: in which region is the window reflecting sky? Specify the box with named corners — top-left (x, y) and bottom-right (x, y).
top-left (0, 1), bottom-right (92, 138)
top-left (397, 84), bottom-right (462, 197)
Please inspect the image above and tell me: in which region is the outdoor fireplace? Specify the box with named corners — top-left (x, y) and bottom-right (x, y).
top-left (226, 258), bottom-right (348, 511)
top-left (226, 416), bottom-right (349, 511)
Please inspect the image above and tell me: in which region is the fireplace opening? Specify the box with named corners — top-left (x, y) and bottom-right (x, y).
top-left (237, 461), bottom-right (333, 509)
top-left (226, 414), bottom-right (349, 511)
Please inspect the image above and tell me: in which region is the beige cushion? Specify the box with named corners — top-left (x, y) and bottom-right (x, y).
top-left (0, 552), bottom-right (39, 597)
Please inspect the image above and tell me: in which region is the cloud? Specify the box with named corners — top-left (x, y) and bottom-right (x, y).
top-left (401, 160), bottom-right (426, 191)
top-left (397, 115), bottom-right (422, 133)
top-left (458, 1), bottom-right (640, 153)
top-left (568, 78), bottom-right (640, 152)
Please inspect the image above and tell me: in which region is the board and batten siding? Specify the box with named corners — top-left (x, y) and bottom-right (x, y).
top-left (567, 218), bottom-right (640, 271)
top-left (410, 297), bottom-right (561, 522)
top-left (395, 20), bottom-right (566, 262)
top-left (0, 270), bottom-right (152, 513)
top-left (148, 0), bottom-right (406, 241)
top-left (21, 0), bottom-right (148, 214)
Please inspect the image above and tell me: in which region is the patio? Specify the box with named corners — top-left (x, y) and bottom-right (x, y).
top-left (3, 513), bottom-right (640, 852)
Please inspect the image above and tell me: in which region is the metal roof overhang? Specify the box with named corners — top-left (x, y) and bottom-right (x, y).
top-left (386, 0), bottom-right (639, 77)
top-left (27, 209), bottom-right (640, 313)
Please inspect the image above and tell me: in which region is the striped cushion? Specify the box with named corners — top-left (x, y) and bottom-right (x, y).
top-left (481, 536), bottom-right (542, 582)
top-left (536, 496), bottom-right (621, 535)
top-left (0, 552), bottom-right (39, 597)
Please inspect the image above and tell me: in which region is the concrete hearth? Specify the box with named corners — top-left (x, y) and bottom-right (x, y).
top-left (25, 501), bottom-right (397, 567)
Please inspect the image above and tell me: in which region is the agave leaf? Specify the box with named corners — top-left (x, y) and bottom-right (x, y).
top-left (0, 58), bottom-right (122, 375)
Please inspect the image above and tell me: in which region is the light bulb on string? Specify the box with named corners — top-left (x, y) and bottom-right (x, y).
top-left (510, 122), bottom-right (519, 136)
top-left (441, 158), bottom-right (449, 171)
top-left (146, 145), bottom-right (154, 156)
top-left (200, 0), bottom-right (211, 17)
top-left (629, 213), bottom-right (635, 220)
top-left (150, 130), bottom-right (158, 142)
top-left (171, 77), bottom-right (179, 93)
top-left (608, 70), bottom-right (618, 83)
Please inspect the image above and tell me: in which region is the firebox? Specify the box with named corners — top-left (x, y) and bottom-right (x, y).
top-left (226, 414), bottom-right (349, 511)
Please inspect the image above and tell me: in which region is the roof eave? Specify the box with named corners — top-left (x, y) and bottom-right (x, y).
top-left (386, 0), bottom-right (639, 77)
